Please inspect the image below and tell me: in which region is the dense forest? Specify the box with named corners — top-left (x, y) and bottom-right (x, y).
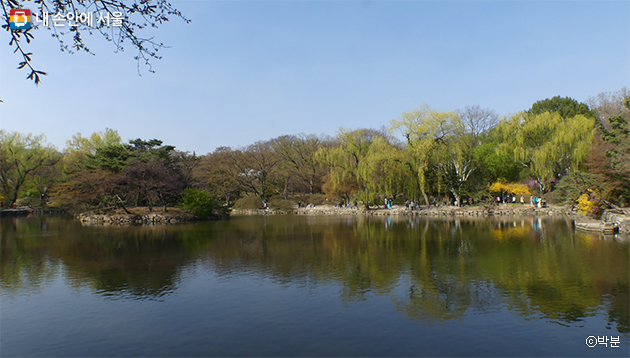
top-left (1, 88), bottom-right (629, 217)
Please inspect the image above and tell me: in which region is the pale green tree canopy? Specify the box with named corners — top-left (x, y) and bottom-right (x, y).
top-left (62, 128), bottom-right (122, 174)
top-left (390, 105), bottom-right (462, 205)
top-left (497, 112), bottom-right (595, 192)
top-left (316, 128), bottom-right (389, 205)
top-left (0, 130), bottom-right (59, 205)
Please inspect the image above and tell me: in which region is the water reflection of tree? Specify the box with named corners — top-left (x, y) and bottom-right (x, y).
top-left (200, 216), bottom-right (628, 333)
top-left (1, 217), bottom-right (63, 295)
top-left (1, 217), bottom-right (193, 300)
top-left (1, 215), bottom-right (628, 334)
top-left (608, 282), bottom-right (629, 333)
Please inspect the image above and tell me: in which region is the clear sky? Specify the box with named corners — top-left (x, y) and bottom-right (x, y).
top-left (1, 0), bottom-right (628, 154)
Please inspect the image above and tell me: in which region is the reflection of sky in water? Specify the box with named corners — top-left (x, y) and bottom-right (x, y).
top-left (1, 216), bottom-right (628, 356)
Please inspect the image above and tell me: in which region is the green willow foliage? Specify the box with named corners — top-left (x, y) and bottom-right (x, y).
top-left (497, 112), bottom-right (595, 193)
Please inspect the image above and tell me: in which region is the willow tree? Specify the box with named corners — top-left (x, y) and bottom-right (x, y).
top-left (357, 136), bottom-right (407, 204)
top-left (316, 128), bottom-right (387, 207)
top-left (390, 105), bottom-right (461, 205)
top-left (497, 112), bottom-right (595, 193)
top-left (434, 135), bottom-right (477, 207)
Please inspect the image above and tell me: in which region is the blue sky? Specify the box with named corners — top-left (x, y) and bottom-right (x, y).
top-left (1, 0), bottom-right (628, 154)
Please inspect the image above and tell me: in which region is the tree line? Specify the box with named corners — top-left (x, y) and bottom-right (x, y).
top-left (1, 88), bottom-right (628, 215)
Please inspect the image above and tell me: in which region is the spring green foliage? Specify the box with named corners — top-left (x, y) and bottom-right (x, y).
top-left (390, 105), bottom-right (461, 205)
top-left (180, 188), bottom-right (218, 218)
top-left (0, 131), bottom-right (60, 206)
top-left (528, 96), bottom-right (597, 119)
top-left (356, 136), bottom-right (407, 205)
top-left (473, 140), bottom-right (521, 183)
top-left (497, 112), bottom-right (595, 192)
top-left (316, 128), bottom-right (387, 206)
top-left (433, 126), bottom-right (477, 206)
top-left (62, 128), bottom-right (122, 174)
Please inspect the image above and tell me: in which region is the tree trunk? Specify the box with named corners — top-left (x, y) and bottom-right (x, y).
top-left (421, 188), bottom-right (429, 206)
top-left (115, 195), bottom-right (132, 214)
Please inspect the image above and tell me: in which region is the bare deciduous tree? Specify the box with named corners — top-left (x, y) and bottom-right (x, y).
top-left (587, 87), bottom-right (630, 128)
top-left (194, 147), bottom-right (241, 206)
top-left (458, 105), bottom-right (499, 143)
top-left (232, 141), bottom-right (280, 207)
top-left (271, 134), bottom-right (329, 195)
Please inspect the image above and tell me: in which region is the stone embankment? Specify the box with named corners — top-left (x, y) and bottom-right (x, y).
top-left (0, 207), bottom-right (66, 217)
top-left (76, 212), bottom-right (193, 225)
top-left (0, 208), bottom-right (31, 217)
top-left (235, 204), bottom-right (630, 235)
top-left (575, 210), bottom-right (630, 235)
top-left (232, 204), bottom-right (573, 218)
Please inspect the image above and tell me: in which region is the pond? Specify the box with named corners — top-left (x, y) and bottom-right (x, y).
top-left (1, 215), bottom-right (628, 357)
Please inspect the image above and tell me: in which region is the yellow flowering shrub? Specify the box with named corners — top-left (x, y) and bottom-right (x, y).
top-left (489, 182), bottom-right (531, 196)
top-left (577, 194), bottom-right (595, 215)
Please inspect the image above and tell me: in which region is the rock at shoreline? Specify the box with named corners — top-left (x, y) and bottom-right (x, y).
top-left (231, 204), bottom-right (574, 218)
top-left (76, 212), bottom-right (193, 226)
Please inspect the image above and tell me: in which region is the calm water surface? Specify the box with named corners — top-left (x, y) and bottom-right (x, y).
top-left (1, 215), bottom-right (628, 357)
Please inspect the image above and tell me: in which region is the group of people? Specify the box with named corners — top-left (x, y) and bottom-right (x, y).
top-left (495, 194), bottom-right (519, 204)
top-left (404, 200), bottom-right (421, 210)
top-left (530, 196), bottom-right (544, 208)
top-left (320, 194), bottom-right (547, 210)
top-left (493, 194), bottom-right (545, 208)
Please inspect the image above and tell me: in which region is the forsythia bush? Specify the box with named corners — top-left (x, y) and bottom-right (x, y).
top-left (577, 194), bottom-right (595, 216)
top-left (489, 182), bottom-right (532, 196)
